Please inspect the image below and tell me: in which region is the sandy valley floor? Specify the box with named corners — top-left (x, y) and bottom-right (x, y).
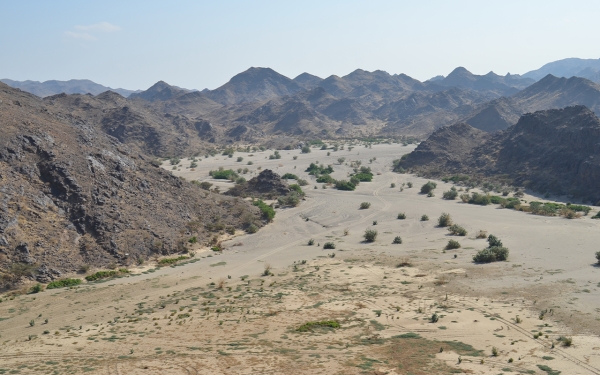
top-left (1, 143), bottom-right (600, 374)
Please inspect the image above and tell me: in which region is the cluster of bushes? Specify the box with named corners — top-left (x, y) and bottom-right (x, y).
top-left (473, 235), bottom-right (509, 263)
top-left (296, 320), bottom-right (340, 332)
top-left (209, 168), bottom-right (238, 180)
top-left (47, 278), bottom-right (82, 289)
top-left (306, 163), bottom-right (334, 176)
top-left (85, 268), bottom-right (129, 281)
top-left (269, 151), bottom-right (282, 159)
top-left (441, 175), bottom-right (470, 183)
top-left (351, 166), bottom-right (374, 182)
top-left (254, 199), bottom-right (276, 221)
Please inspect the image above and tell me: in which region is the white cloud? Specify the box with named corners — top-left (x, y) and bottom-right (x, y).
top-left (64, 31), bottom-right (97, 41)
top-left (74, 22), bottom-right (121, 33)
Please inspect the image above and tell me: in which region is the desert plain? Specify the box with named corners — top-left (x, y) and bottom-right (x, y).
top-left (0, 143), bottom-right (599, 374)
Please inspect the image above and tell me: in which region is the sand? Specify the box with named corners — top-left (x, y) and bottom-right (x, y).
top-left (1, 142), bottom-right (599, 374)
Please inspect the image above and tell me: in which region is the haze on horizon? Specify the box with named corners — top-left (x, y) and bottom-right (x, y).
top-left (2, 0), bottom-right (600, 91)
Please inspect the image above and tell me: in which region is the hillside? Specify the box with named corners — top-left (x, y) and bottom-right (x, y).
top-left (395, 106), bottom-right (600, 203)
top-left (0, 78), bottom-right (139, 97)
top-left (0, 83), bottom-right (264, 284)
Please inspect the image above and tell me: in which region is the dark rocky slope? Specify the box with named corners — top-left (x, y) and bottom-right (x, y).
top-left (395, 106), bottom-right (600, 203)
top-left (226, 169), bottom-right (291, 199)
top-left (0, 83), bottom-right (264, 285)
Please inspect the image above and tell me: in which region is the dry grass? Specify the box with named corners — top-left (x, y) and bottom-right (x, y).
top-left (476, 230), bottom-right (488, 239)
top-left (396, 257), bottom-right (412, 268)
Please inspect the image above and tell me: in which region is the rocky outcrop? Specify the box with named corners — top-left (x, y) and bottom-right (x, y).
top-left (226, 169), bottom-right (291, 199)
top-left (395, 106), bottom-right (600, 203)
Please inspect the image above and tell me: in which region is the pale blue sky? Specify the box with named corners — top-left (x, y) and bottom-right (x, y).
top-left (2, 0), bottom-right (600, 90)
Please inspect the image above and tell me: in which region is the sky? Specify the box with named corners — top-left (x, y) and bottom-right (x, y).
top-left (2, 0), bottom-right (600, 90)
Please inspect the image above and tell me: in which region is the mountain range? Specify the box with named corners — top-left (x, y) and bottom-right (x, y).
top-left (0, 79), bottom-right (141, 98)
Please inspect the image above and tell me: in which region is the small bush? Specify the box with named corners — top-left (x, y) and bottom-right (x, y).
top-left (473, 246), bottom-right (509, 263)
top-left (236, 157), bottom-right (243, 162)
top-left (254, 200), bottom-right (275, 221)
top-left (446, 240), bottom-right (461, 250)
top-left (308, 239), bottom-right (315, 246)
top-left (323, 242), bottom-right (336, 249)
top-left (247, 224), bottom-right (258, 233)
top-left (421, 214), bottom-right (429, 221)
top-left (360, 202), bottom-right (371, 209)
top-left (335, 180), bottom-right (356, 191)
top-left (397, 212), bottom-right (406, 219)
top-left (301, 146), bottom-right (311, 154)
top-left (595, 251), bottom-right (600, 264)
top-left (297, 179), bottom-right (308, 186)
top-left (431, 313), bottom-right (439, 323)
top-left (448, 224), bottom-right (467, 236)
top-left (562, 336), bottom-right (573, 347)
top-left (392, 236), bottom-right (402, 244)
top-left (47, 278), bottom-right (82, 289)
top-left (438, 213), bottom-right (452, 227)
top-left (420, 181), bottom-right (437, 194)
top-left (29, 284), bottom-right (43, 294)
top-left (407, 182), bottom-right (413, 188)
top-left (492, 347), bottom-right (498, 356)
top-left (235, 177), bottom-right (246, 184)
top-left (391, 183), bottom-right (396, 188)
top-left (364, 229), bottom-right (378, 242)
top-left (281, 173), bottom-right (299, 180)
top-left (487, 234), bottom-right (503, 247)
top-left (442, 188), bottom-right (458, 200)
top-left (476, 230), bottom-right (487, 239)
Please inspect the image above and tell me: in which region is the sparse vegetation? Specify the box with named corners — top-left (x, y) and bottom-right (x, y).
top-left (254, 199), bottom-right (275, 221)
top-left (442, 187), bottom-right (458, 200)
top-left (421, 214), bottom-right (429, 221)
top-left (392, 236), bottom-right (402, 244)
top-left (397, 212), bottom-right (406, 219)
top-left (281, 173), bottom-right (298, 180)
top-left (359, 202), bottom-right (371, 209)
top-left (323, 242), bottom-right (336, 249)
top-left (308, 239), bottom-right (315, 246)
top-left (209, 168), bottom-right (238, 180)
top-left (85, 268), bottom-right (129, 281)
top-left (473, 235), bottom-right (509, 263)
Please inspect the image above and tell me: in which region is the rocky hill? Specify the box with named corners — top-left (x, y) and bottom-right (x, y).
top-left (0, 83), bottom-right (264, 285)
top-left (523, 57), bottom-right (600, 82)
top-left (0, 78), bottom-right (139, 97)
top-left (128, 80), bottom-right (195, 102)
top-left (226, 169), bottom-right (291, 199)
top-left (395, 106), bottom-right (600, 203)
top-left (429, 67), bottom-right (534, 96)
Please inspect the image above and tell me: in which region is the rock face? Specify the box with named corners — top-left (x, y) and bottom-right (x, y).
top-left (226, 170), bottom-right (291, 199)
top-left (0, 83), bottom-right (264, 284)
top-left (395, 106), bottom-right (600, 203)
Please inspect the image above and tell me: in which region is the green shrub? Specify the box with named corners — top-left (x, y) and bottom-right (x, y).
top-left (354, 173), bottom-right (373, 182)
top-left (301, 146), bottom-right (311, 153)
top-left (316, 174), bottom-right (335, 184)
top-left (595, 251), bottom-right (600, 264)
top-left (334, 180), bottom-right (355, 191)
top-left (85, 269), bottom-right (129, 282)
top-left (473, 246), bottom-right (509, 263)
top-left (29, 284), bottom-right (43, 294)
top-left (360, 202), bottom-right (371, 209)
top-left (421, 214), bottom-right (429, 221)
top-left (209, 169), bottom-right (238, 180)
top-left (296, 320), bottom-right (340, 332)
top-left (407, 182), bottom-right (413, 188)
top-left (297, 179), bottom-right (308, 186)
top-left (236, 157), bottom-right (243, 162)
top-left (420, 181), bottom-right (437, 194)
top-left (469, 192), bottom-right (491, 205)
top-left (47, 278), bottom-right (82, 289)
top-left (448, 224), bottom-right (467, 236)
top-left (308, 239), bottom-right (315, 246)
top-left (442, 188), bottom-right (458, 200)
top-left (158, 256), bottom-right (188, 266)
top-left (364, 229), bottom-right (378, 242)
top-left (446, 240), bottom-right (461, 250)
top-left (305, 163), bottom-right (333, 175)
top-left (438, 213), bottom-right (452, 227)
top-left (397, 213), bottom-right (406, 219)
top-left (247, 224), bottom-right (258, 233)
top-left (281, 173), bottom-right (298, 180)
top-left (487, 234), bottom-right (502, 247)
top-left (289, 184), bottom-right (304, 195)
top-left (235, 177), bottom-right (246, 184)
top-left (254, 200), bottom-right (275, 221)
top-left (323, 242), bottom-right (336, 249)
top-left (392, 236), bottom-right (402, 244)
